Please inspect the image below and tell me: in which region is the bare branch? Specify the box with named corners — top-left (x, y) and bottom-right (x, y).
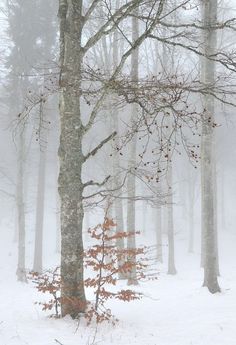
top-left (0, 189), bottom-right (15, 199)
top-left (148, 34), bottom-right (236, 73)
top-left (83, 131), bottom-right (117, 162)
top-left (84, 0), bottom-right (166, 132)
top-left (83, 175), bottom-right (111, 189)
top-left (84, 0), bottom-right (101, 23)
top-left (83, 0), bottom-right (144, 53)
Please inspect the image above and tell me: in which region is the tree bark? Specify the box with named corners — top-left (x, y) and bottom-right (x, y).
top-left (201, 0), bottom-right (220, 293)
top-left (127, 8), bottom-right (139, 286)
top-left (111, 9), bottom-right (125, 279)
top-left (188, 170), bottom-right (195, 253)
top-left (155, 205), bottom-right (163, 263)
top-left (33, 100), bottom-right (47, 273)
top-left (58, 0), bottom-right (86, 317)
top-left (167, 163), bottom-right (177, 275)
top-left (16, 126), bottom-right (27, 282)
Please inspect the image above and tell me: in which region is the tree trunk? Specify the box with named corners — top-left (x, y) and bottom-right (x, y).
top-left (110, 11), bottom-right (126, 278)
top-left (58, 0), bottom-right (86, 317)
top-left (127, 8), bottom-right (139, 286)
top-left (55, 184), bottom-right (61, 253)
top-left (188, 170), bottom-right (195, 253)
top-left (16, 127), bottom-right (27, 282)
top-left (142, 198), bottom-right (147, 236)
top-left (201, 0), bottom-right (220, 293)
top-left (221, 168), bottom-right (226, 231)
top-left (33, 101), bottom-right (47, 273)
top-left (167, 163), bottom-right (177, 275)
top-left (161, 6), bottom-right (177, 275)
top-left (213, 160), bottom-right (220, 276)
top-left (155, 205), bottom-right (163, 263)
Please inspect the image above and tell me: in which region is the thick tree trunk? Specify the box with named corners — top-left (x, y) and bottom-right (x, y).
top-left (58, 0), bottom-right (86, 317)
top-left (55, 184), bottom-right (61, 253)
top-left (201, 0), bottom-right (220, 293)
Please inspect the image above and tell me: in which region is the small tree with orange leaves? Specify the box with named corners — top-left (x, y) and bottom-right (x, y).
top-left (84, 217), bottom-right (149, 324)
top-left (29, 267), bottom-right (61, 318)
top-left (29, 216), bottom-right (153, 322)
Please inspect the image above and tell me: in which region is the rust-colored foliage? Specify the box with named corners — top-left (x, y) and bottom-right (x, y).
top-left (29, 216), bottom-right (154, 323)
top-left (83, 217), bottom-right (146, 324)
top-left (28, 267), bottom-right (61, 318)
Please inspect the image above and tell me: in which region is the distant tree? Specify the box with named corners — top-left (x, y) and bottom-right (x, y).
top-left (33, 0), bottom-right (58, 274)
top-left (6, 0), bottom-right (43, 282)
top-left (127, 6), bottom-right (139, 286)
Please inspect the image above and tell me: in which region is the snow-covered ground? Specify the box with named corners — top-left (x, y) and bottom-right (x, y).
top-left (1, 224), bottom-right (236, 345)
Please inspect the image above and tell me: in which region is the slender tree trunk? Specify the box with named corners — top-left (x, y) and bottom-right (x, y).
top-left (127, 8), bottom-right (139, 286)
top-left (221, 168), bottom-right (226, 230)
top-left (154, 41), bottom-right (163, 262)
top-left (161, 4), bottom-right (177, 275)
top-left (16, 127), bottom-right (27, 282)
top-left (155, 205), bottom-right (163, 262)
top-left (33, 100), bottom-right (47, 273)
top-left (220, 167), bottom-right (227, 231)
top-left (201, 0), bottom-right (220, 293)
top-left (167, 163), bottom-right (177, 275)
top-left (58, 0), bottom-right (86, 317)
top-left (106, 10), bottom-right (126, 278)
top-left (142, 198), bottom-right (147, 236)
top-left (213, 160), bottom-right (220, 276)
top-left (127, 131), bottom-right (138, 285)
top-left (188, 171), bottom-right (195, 253)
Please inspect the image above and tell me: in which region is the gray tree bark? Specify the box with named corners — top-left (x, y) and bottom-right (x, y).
top-left (167, 164), bottom-right (177, 275)
top-left (155, 205), bottom-right (163, 262)
top-left (201, 0), bottom-right (220, 293)
top-left (57, 0), bottom-right (166, 316)
top-left (58, 0), bottom-right (86, 317)
top-left (127, 8), bottom-right (139, 286)
top-left (111, 12), bottom-right (125, 279)
top-left (33, 100), bottom-right (47, 273)
top-left (188, 170), bottom-right (195, 253)
top-left (16, 126), bottom-right (27, 282)
top-left (142, 198), bottom-right (147, 236)
top-left (55, 182), bottom-right (61, 253)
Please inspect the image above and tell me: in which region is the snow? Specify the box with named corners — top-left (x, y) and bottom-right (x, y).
top-left (1, 225), bottom-right (236, 345)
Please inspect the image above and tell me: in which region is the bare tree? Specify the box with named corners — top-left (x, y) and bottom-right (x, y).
top-left (58, 0), bottom-right (166, 317)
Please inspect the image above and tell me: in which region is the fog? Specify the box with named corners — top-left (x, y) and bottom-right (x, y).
top-left (0, 0), bottom-right (236, 344)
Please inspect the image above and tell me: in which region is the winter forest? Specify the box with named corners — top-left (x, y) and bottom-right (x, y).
top-left (0, 0), bottom-right (236, 344)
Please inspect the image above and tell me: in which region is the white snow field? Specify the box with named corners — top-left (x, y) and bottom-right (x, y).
top-left (1, 225), bottom-right (236, 345)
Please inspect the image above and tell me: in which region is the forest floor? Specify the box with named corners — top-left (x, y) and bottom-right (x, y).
top-left (1, 226), bottom-right (236, 345)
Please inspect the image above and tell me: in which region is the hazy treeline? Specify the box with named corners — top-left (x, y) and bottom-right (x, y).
top-left (0, 0), bottom-right (236, 319)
